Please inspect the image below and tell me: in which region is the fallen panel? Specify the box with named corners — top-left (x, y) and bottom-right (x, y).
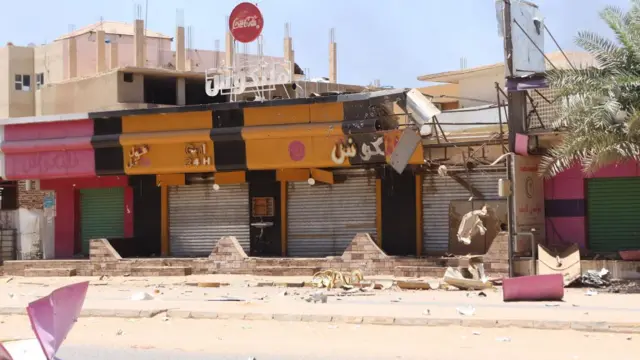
top-left (390, 128), bottom-right (421, 174)
top-left (537, 244), bottom-right (580, 286)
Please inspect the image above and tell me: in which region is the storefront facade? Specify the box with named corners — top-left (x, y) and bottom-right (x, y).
top-left (3, 92), bottom-right (429, 259)
top-left (545, 160), bottom-right (640, 254)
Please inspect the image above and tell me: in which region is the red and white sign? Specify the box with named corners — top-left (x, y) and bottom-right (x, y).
top-left (229, 2), bottom-right (264, 43)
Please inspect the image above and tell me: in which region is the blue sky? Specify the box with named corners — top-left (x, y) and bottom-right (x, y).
top-left (0, 0), bottom-right (630, 87)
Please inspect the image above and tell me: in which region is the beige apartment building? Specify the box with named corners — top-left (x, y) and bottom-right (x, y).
top-left (0, 19), bottom-right (354, 118)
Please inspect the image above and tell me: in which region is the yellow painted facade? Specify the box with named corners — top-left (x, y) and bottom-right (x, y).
top-left (120, 129), bottom-right (214, 175)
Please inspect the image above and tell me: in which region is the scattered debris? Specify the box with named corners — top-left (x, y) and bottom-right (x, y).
top-left (396, 280), bottom-right (432, 290)
top-left (423, 309), bottom-right (431, 316)
top-left (495, 337), bottom-right (511, 342)
top-left (456, 306), bottom-right (476, 316)
top-left (305, 291), bottom-right (328, 303)
top-left (545, 303), bottom-right (560, 307)
top-left (207, 296), bottom-right (245, 302)
top-left (312, 269), bottom-right (363, 289)
top-left (391, 297), bottom-right (402, 303)
top-left (443, 257), bottom-right (492, 291)
top-left (580, 268), bottom-right (610, 288)
top-left (537, 244), bottom-right (581, 286)
top-left (478, 291), bottom-right (487, 297)
top-left (472, 331), bottom-right (481, 336)
top-left (585, 289), bottom-right (599, 296)
top-left (186, 282), bottom-right (229, 288)
top-left (130, 292), bottom-right (154, 301)
top-left (116, 329), bottom-right (124, 336)
top-left (1, 277), bottom-right (14, 284)
top-left (279, 290), bottom-right (289, 296)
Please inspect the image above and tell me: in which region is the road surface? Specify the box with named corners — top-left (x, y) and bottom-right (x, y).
top-left (1, 316), bottom-right (638, 360)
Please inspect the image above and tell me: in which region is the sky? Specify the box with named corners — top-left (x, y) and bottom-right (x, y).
top-left (0, 0), bottom-right (631, 88)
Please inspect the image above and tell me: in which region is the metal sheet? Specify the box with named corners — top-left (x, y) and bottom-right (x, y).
top-left (287, 175), bottom-right (377, 257)
top-left (80, 187), bottom-right (125, 256)
top-left (422, 167), bottom-right (507, 253)
top-left (169, 183), bottom-right (250, 257)
top-left (390, 128), bottom-right (422, 174)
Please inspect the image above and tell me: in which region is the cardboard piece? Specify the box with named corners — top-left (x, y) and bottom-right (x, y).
top-left (537, 244), bottom-right (581, 286)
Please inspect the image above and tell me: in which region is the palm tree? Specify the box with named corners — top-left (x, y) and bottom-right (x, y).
top-left (540, 1), bottom-right (640, 177)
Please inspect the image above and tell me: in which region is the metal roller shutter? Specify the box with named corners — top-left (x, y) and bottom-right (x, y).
top-left (287, 175), bottom-right (377, 257)
top-left (422, 167), bottom-right (506, 254)
top-left (587, 177), bottom-right (640, 252)
top-left (80, 187), bottom-right (125, 255)
top-left (169, 183), bottom-right (250, 257)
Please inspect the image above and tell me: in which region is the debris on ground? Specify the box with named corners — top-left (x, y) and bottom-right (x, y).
top-left (537, 244), bottom-right (581, 286)
top-left (496, 337), bottom-right (511, 342)
top-left (207, 296), bottom-right (245, 302)
top-left (585, 289), bottom-right (599, 296)
top-left (443, 256), bottom-right (492, 290)
top-left (580, 268), bottom-right (610, 288)
top-left (130, 292), bottom-right (154, 301)
top-left (396, 280), bottom-right (432, 290)
top-left (305, 291), bottom-right (328, 303)
top-left (185, 282), bottom-right (230, 288)
top-left (456, 306), bottom-right (476, 316)
top-left (311, 269), bottom-right (363, 289)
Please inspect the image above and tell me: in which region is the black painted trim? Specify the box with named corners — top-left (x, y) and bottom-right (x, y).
top-left (86, 93), bottom-right (344, 120)
top-left (91, 115), bottom-right (125, 176)
top-left (210, 127), bottom-right (247, 171)
top-left (93, 116), bottom-right (123, 136)
top-left (246, 170), bottom-right (277, 183)
top-left (128, 175), bottom-right (161, 256)
top-left (212, 108), bottom-right (244, 128)
top-left (545, 199), bottom-right (585, 217)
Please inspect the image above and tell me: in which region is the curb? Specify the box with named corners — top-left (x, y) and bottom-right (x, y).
top-left (1, 306), bottom-right (639, 334)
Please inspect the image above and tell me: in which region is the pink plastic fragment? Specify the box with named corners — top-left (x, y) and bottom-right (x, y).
top-left (0, 281), bottom-right (89, 360)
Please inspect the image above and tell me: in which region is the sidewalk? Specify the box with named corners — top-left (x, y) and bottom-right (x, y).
top-left (2, 275), bottom-right (640, 333)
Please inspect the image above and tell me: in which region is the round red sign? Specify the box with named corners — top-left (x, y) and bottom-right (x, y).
top-left (228, 2), bottom-right (264, 43)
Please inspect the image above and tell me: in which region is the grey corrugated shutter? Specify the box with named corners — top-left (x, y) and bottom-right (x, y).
top-left (80, 187), bottom-right (125, 255)
top-left (287, 175), bottom-right (377, 257)
top-left (422, 167), bottom-right (506, 253)
top-left (587, 177), bottom-right (640, 252)
top-left (169, 183), bottom-right (250, 256)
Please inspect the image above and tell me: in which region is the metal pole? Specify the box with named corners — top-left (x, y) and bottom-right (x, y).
top-left (503, 0), bottom-right (516, 278)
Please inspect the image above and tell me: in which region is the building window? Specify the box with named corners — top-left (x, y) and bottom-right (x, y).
top-left (36, 73), bottom-right (44, 89)
top-left (14, 74), bottom-right (31, 91)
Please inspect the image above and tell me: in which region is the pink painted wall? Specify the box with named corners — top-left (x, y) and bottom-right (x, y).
top-left (40, 176), bottom-right (132, 259)
top-left (2, 120), bottom-right (95, 180)
top-left (544, 160), bottom-right (640, 251)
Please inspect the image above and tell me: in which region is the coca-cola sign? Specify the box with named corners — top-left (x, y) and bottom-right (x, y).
top-left (228, 2), bottom-right (264, 43)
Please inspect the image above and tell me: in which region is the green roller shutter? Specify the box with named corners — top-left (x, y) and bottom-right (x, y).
top-left (80, 187), bottom-right (125, 255)
top-left (587, 177), bottom-right (640, 252)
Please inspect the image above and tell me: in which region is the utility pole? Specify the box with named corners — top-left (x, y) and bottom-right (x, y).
top-left (502, 0), bottom-right (528, 278)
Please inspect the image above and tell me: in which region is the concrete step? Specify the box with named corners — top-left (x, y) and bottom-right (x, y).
top-left (24, 268), bottom-right (77, 277)
top-left (130, 266), bottom-right (192, 277)
top-left (393, 266), bottom-right (447, 278)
